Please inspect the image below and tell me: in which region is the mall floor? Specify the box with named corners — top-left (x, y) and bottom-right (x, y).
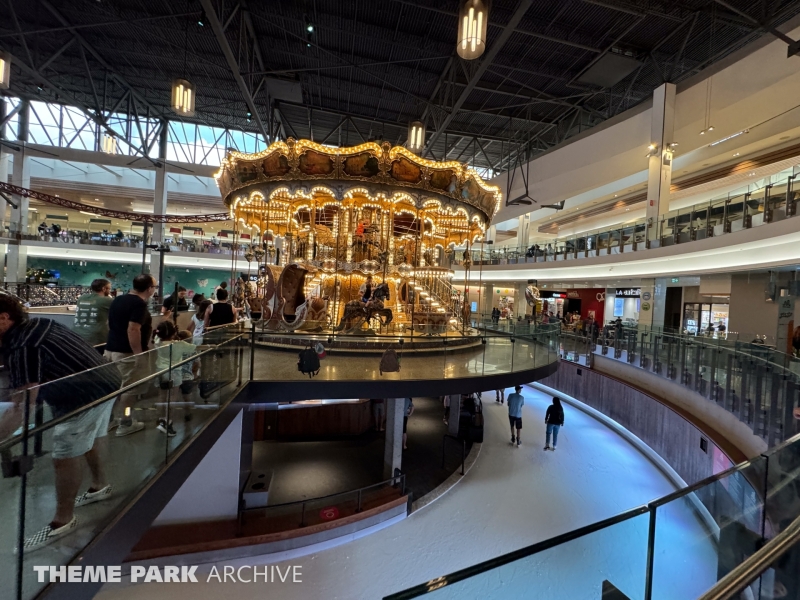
top-left (252, 397), bottom-right (471, 505)
top-left (97, 385), bottom-right (717, 600)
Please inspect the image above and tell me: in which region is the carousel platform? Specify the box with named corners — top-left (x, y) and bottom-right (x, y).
top-left (253, 327), bottom-right (483, 354)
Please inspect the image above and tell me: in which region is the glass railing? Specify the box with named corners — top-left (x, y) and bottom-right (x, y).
top-left (1, 316), bottom-right (562, 600)
top-left (249, 321), bottom-right (562, 382)
top-left (560, 328), bottom-right (800, 448)
top-left (0, 321), bottom-right (249, 600)
top-left (449, 172), bottom-right (800, 267)
top-left (0, 224), bottom-right (247, 257)
top-left (698, 512), bottom-right (800, 600)
top-left (385, 433), bottom-right (800, 600)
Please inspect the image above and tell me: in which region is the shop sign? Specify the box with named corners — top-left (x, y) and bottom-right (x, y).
top-left (616, 288), bottom-right (641, 298)
top-left (320, 506), bottom-right (340, 521)
top-left (642, 291), bottom-right (652, 301)
top-left (567, 291), bottom-right (580, 299)
top-left (540, 291), bottom-right (567, 299)
top-left (641, 302), bottom-right (651, 311)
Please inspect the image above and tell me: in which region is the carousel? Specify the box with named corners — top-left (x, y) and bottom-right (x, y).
top-left (213, 138), bottom-right (501, 349)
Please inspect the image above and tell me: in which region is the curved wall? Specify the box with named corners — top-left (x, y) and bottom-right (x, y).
top-left (537, 358), bottom-right (758, 487)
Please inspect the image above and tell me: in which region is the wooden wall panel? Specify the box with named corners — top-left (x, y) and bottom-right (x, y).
top-left (540, 361), bottom-right (721, 486)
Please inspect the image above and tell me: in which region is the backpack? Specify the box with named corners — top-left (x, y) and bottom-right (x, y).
top-left (379, 348), bottom-right (400, 375)
top-left (297, 346), bottom-right (320, 378)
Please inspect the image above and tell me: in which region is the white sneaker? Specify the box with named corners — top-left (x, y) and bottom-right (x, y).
top-left (116, 421), bottom-right (145, 437)
top-left (21, 516), bottom-right (78, 552)
top-left (75, 485), bottom-right (112, 507)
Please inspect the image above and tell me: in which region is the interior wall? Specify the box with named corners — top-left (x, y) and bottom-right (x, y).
top-left (28, 257), bottom-right (230, 298)
top-left (728, 272), bottom-right (777, 338)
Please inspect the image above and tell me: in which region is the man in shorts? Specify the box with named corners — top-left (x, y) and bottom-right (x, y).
top-left (507, 385), bottom-right (525, 447)
top-left (104, 273), bottom-right (157, 436)
top-left (0, 296), bottom-right (122, 551)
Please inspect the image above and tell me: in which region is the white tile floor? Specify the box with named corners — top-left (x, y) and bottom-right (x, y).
top-left (97, 386), bottom-right (717, 600)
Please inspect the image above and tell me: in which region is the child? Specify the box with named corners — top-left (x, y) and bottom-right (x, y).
top-left (154, 321), bottom-right (198, 436)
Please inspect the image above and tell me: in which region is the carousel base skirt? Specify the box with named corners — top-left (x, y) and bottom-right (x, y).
top-left (253, 328), bottom-right (483, 354)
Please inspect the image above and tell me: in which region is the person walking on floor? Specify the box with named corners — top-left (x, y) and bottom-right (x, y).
top-left (544, 397), bottom-right (565, 451)
top-left (495, 388), bottom-right (505, 404)
top-left (507, 385), bottom-right (524, 447)
top-left (403, 397), bottom-right (414, 450)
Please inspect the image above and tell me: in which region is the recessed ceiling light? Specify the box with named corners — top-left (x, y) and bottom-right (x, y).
top-left (780, 136), bottom-right (790, 140)
top-left (733, 153), bottom-right (740, 157)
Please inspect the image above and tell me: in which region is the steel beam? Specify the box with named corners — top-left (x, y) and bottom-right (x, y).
top-left (199, 0), bottom-right (269, 140)
top-left (424, 0), bottom-right (534, 155)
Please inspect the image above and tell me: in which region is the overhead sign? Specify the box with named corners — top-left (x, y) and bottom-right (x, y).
top-left (616, 288), bottom-right (641, 298)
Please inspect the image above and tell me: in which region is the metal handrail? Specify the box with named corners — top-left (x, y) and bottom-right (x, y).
top-left (698, 513), bottom-right (800, 600)
top-left (0, 323), bottom-right (247, 452)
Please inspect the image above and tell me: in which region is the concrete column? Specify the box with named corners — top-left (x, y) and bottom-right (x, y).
top-left (7, 101), bottom-right (29, 283)
top-left (384, 398), bottom-right (404, 479)
top-left (638, 277), bottom-right (667, 330)
top-left (447, 394), bottom-right (461, 437)
top-left (149, 122), bottom-right (169, 279)
top-left (154, 410), bottom-right (243, 525)
top-left (646, 83), bottom-right (676, 241)
top-left (517, 214), bottom-right (528, 248)
top-left (487, 225), bottom-right (496, 244)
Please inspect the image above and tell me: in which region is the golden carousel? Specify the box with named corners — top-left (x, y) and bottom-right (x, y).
top-left (214, 138), bottom-right (501, 351)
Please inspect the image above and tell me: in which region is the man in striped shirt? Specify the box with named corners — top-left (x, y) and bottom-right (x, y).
top-left (0, 295), bottom-right (122, 551)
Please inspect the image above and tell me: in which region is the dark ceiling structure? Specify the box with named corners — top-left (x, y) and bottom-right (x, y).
top-left (3, 0), bottom-right (800, 182)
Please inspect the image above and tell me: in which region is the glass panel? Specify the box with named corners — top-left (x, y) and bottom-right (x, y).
top-left (651, 457), bottom-right (767, 599)
top-left (386, 510), bottom-right (650, 600)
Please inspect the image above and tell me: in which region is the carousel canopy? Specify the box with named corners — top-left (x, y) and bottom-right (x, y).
top-left (214, 138), bottom-right (501, 247)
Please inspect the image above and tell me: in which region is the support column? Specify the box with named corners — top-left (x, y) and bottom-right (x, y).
top-left (0, 99), bottom-right (9, 226)
top-left (7, 100), bottom-right (29, 283)
top-left (154, 410), bottom-right (243, 525)
top-left (646, 83), bottom-right (676, 241)
top-left (487, 225), bottom-right (497, 244)
top-left (638, 277), bottom-right (668, 330)
top-left (447, 394), bottom-right (461, 437)
top-left (517, 214), bottom-right (528, 248)
top-left (149, 122), bottom-right (169, 279)
top-left (384, 398), bottom-right (404, 479)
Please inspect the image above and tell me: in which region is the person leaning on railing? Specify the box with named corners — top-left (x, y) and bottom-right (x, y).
top-left (0, 295), bottom-right (122, 552)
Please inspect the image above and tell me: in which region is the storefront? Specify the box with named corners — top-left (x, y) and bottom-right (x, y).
top-left (683, 302), bottom-right (729, 335)
top-left (604, 288), bottom-right (641, 326)
top-left (492, 286), bottom-right (516, 319)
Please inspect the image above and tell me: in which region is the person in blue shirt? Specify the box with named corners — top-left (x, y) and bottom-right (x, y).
top-left (506, 385), bottom-right (524, 447)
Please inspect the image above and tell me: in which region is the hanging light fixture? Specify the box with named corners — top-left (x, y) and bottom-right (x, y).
top-left (172, 4), bottom-right (196, 117)
top-left (171, 78), bottom-right (195, 116)
top-left (457, 0), bottom-right (488, 60)
top-left (102, 133), bottom-right (117, 154)
top-left (0, 52), bottom-right (10, 90)
top-left (407, 120), bottom-right (426, 152)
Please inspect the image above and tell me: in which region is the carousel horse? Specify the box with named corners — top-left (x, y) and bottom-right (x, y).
top-left (264, 264), bottom-right (311, 331)
top-left (333, 282), bottom-right (393, 333)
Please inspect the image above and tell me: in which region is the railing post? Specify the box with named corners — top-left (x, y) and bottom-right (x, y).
top-left (300, 501), bottom-right (306, 527)
top-left (250, 321), bottom-right (256, 381)
top-left (644, 505), bottom-right (657, 600)
top-left (357, 489), bottom-right (363, 513)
